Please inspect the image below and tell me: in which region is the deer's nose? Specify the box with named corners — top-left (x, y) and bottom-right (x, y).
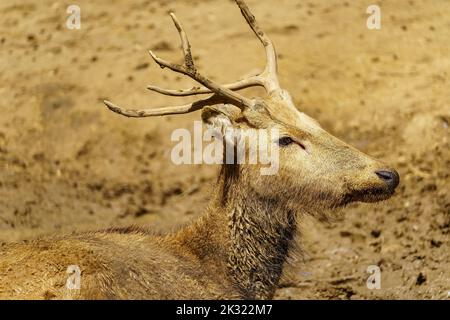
top-left (375, 169), bottom-right (400, 190)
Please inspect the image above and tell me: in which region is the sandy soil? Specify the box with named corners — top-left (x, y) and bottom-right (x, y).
top-left (0, 0), bottom-right (448, 299)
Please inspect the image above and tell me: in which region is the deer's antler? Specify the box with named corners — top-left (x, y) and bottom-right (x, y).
top-left (104, 0), bottom-right (283, 117)
top-left (104, 94), bottom-right (227, 118)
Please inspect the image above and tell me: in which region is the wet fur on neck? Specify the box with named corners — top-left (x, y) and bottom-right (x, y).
top-left (218, 163), bottom-right (301, 299)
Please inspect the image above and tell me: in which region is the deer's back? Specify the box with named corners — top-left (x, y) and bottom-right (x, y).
top-left (0, 227), bottom-right (236, 299)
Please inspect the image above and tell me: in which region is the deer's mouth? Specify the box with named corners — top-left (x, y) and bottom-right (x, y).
top-left (342, 186), bottom-right (395, 205)
top-left (340, 168), bottom-right (399, 206)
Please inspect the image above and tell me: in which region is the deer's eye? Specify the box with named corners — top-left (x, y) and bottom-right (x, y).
top-left (277, 136), bottom-right (294, 147)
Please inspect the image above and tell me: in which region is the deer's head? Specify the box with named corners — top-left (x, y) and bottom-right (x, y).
top-left (104, 0), bottom-right (399, 214)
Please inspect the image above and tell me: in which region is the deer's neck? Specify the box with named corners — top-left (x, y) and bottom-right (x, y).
top-left (175, 170), bottom-right (298, 299)
top-left (223, 188), bottom-right (297, 299)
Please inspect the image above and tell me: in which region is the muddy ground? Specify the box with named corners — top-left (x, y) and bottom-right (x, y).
top-left (0, 0), bottom-right (449, 299)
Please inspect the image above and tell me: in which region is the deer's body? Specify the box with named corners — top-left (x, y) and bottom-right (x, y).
top-left (0, 226), bottom-right (236, 299)
top-left (0, 175), bottom-right (297, 299)
top-left (0, 0), bottom-right (399, 300)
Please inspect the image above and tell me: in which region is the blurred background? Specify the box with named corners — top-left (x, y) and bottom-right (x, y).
top-left (0, 0), bottom-right (448, 299)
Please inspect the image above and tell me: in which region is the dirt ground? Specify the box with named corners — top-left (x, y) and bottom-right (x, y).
top-left (0, 0), bottom-right (448, 299)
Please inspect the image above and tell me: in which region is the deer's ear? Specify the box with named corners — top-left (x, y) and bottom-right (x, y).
top-left (201, 104), bottom-right (243, 152)
top-left (201, 104), bottom-right (241, 132)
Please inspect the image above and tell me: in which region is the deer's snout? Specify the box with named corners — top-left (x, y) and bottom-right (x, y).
top-left (375, 169), bottom-right (400, 191)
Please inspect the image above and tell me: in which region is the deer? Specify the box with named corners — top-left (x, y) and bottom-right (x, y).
top-left (0, 0), bottom-right (399, 300)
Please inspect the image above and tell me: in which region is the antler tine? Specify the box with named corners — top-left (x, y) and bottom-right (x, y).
top-left (147, 76), bottom-right (263, 97)
top-left (169, 13), bottom-right (194, 71)
top-left (148, 12), bottom-right (254, 109)
top-left (104, 95), bottom-right (227, 118)
top-left (234, 0), bottom-right (281, 94)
